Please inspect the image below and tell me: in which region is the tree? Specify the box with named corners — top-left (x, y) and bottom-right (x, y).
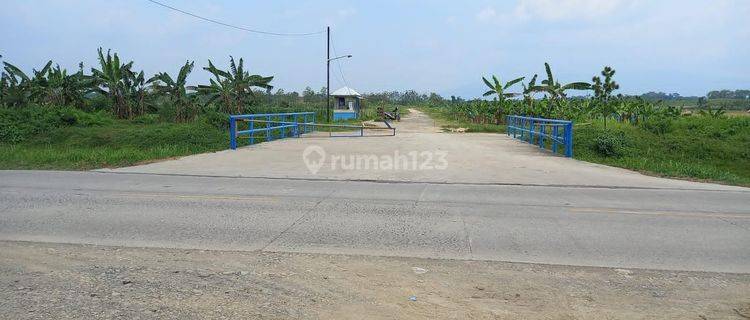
top-left (482, 74), bottom-right (524, 122)
top-left (44, 63), bottom-right (96, 107)
top-left (90, 48), bottom-right (139, 118)
top-left (521, 74), bottom-right (538, 113)
top-left (697, 97), bottom-right (707, 109)
top-left (302, 86), bottom-right (316, 102)
top-left (592, 66), bottom-right (620, 127)
top-left (196, 56), bottom-right (273, 114)
top-left (150, 61), bottom-right (196, 121)
top-left (532, 62), bottom-right (591, 103)
top-left (1, 61), bottom-right (34, 107)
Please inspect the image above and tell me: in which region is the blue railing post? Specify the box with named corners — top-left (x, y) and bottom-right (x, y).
top-left (528, 120), bottom-right (534, 144)
top-left (249, 118), bottom-right (254, 145)
top-left (552, 125), bottom-right (559, 153)
top-left (565, 121), bottom-right (574, 158)
top-left (539, 123), bottom-right (545, 148)
top-left (229, 116), bottom-right (237, 150)
top-left (266, 115), bottom-right (272, 142)
top-left (505, 116), bottom-right (513, 137)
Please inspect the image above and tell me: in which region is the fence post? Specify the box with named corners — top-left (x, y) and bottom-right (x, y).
top-left (229, 116), bottom-right (237, 150)
top-left (266, 115), bottom-right (272, 142)
top-left (505, 116), bottom-right (513, 137)
top-left (281, 115), bottom-right (286, 139)
top-left (565, 121), bottom-right (573, 158)
top-left (539, 123), bottom-right (545, 148)
top-left (552, 125), bottom-right (558, 153)
top-left (528, 120), bottom-right (534, 144)
top-left (249, 117), bottom-right (254, 145)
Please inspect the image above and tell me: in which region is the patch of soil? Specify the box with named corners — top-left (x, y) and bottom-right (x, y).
top-left (1, 241), bottom-right (748, 319)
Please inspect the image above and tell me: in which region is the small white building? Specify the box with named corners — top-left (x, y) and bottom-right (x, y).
top-left (331, 86), bottom-right (362, 121)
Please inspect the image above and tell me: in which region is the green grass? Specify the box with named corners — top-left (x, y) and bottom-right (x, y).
top-left (0, 120), bottom-right (235, 170)
top-left (574, 117), bottom-right (750, 186)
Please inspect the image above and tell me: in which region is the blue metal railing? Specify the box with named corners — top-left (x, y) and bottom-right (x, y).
top-left (229, 112), bottom-right (315, 150)
top-left (506, 115), bottom-right (574, 157)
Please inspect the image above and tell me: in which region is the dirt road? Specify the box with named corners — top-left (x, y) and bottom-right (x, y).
top-left (2, 241), bottom-right (749, 319)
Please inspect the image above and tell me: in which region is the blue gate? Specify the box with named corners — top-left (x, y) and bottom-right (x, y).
top-left (229, 112), bottom-right (396, 150)
top-left (506, 115), bottom-right (574, 157)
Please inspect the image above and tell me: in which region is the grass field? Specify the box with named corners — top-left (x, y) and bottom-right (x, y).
top-left (0, 121), bottom-right (233, 170)
top-left (574, 117), bottom-right (750, 186)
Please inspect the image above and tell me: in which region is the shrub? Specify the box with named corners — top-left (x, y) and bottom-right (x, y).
top-left (0, 106), bottom-right (112, 143)
top-left (640, 116), bottom-right (673, 135)
top-left (56, 107), bottom-right (113, 126)
top-left (132, 114), bottom-right (160, 124)
top-left (199, 111), bottom-right (230, 130)
top-left (592, 130), bottom-right (628, 157)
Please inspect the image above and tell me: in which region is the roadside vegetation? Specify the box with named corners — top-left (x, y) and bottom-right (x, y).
top-left (0, 49), bottom-right (415, 169)
top-left (421, 63), bottom-right (750, 186)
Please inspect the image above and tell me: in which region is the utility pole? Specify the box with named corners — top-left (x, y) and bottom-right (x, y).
top-left (326, 26), bottom-right (330, 123)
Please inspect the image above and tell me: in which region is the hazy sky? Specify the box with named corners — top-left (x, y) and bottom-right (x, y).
top-left (2, 0), bottom-right (748, 98)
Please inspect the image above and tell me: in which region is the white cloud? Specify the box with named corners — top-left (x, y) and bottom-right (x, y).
top-left (475, 7), bottom-right (497, 22)
top-left (337, 8), bottom-right (357, 18)
top-left (513, 0), bottom-right (634, 21)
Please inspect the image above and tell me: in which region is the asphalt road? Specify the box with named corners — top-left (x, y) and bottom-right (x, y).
top-left (2, 170), bottom-right (749, 273)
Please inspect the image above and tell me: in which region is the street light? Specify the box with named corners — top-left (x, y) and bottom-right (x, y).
top-left (326, 26), bottom-right (352, 123)
top-left (329, 55), bottom-right (353, 61)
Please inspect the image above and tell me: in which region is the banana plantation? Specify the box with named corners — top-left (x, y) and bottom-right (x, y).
top-left (0, 48), bottom-right (275, 121)
top-left (430, 62), bottom-right (724, 127)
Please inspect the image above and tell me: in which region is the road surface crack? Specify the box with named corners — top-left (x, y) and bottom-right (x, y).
top-left (460, 214), bottom-right (474, 257)
top-left (260, 189), bottom-right (335, 251)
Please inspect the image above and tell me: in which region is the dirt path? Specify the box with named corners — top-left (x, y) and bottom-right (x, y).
top-left (2, 241), bottom-right (749, 319)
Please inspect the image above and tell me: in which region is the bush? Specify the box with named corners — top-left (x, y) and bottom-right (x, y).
top-left (56, 107), bottom-right (112, 126)
top-left (132, 114), bottom-right (160, 124)
top-left (199, 111), bottom-right (230, 130)
top-left (592, 130), bottom-right (628, 157)
top-left (640, 116), bottom-right (673, 135)
top-left (155, 100), bottom-right (178, 122)
top-left (0, 106), bottom-right (111, 143)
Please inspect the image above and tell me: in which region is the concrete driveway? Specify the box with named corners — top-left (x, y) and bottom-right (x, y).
top-left (102, 109), bottom-right (741, 191)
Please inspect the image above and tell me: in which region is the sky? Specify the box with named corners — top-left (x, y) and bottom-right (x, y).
top-left (1, 0), bottom-right (748, 98)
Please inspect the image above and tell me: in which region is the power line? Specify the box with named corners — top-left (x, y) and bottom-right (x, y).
top-left (330, 37), bottom-right (350, 88)
top-left (146, 0), bottom-right (324, 37)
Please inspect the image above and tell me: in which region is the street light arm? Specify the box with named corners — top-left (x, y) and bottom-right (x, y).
top-left (328, 54), bottom-right (352, 62)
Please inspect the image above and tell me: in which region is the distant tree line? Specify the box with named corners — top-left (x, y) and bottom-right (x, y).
top-left (706, 89), bottom-right (750, 100)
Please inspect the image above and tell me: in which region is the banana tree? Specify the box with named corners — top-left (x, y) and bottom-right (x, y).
top-left (44, 63), bottom-right (96, 106)
top-left (123, 69), bottom-right (148, 116)
top-left (91, 48), bottom-right (135, 118)
top-left (151, 61), bottom-right (196, 121)
top-left (1, 62), bottom-right (33, 107)
top-left (532, 63), bottom-right (591, 114)
top-left (196, 56), bottom-right (273, 114)
top-left (482, 74), bottom-right (524, 123)
top-left (521, 74), bottom-right (538, 114)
